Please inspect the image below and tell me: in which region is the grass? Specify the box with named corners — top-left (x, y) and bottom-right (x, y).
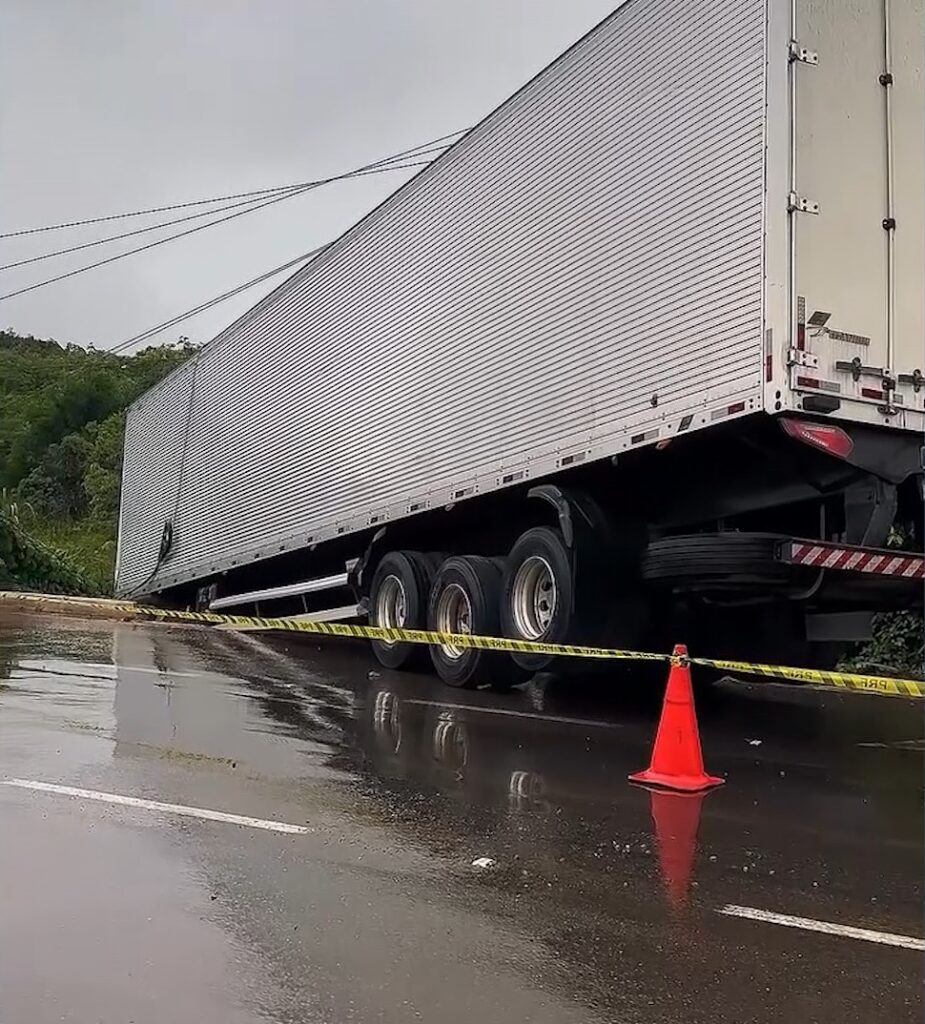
top-left (19, 517), bottom-right (116, 595)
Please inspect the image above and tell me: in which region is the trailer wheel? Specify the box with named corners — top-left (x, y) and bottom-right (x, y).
top-left (428, 555), bottom-right (509, 688)
top-left (501, 527), bottom-right (574, 672)
top-left (369, 551), bottom-right (434, 670)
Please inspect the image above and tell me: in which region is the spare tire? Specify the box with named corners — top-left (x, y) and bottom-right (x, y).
top-left (642, 533), bottom-right (792, 583)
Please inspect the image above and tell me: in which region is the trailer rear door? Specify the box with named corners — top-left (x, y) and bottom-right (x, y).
top-left (791, 0), bottom-right (923, 427)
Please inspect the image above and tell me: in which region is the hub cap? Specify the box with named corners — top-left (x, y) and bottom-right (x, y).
top-left (511, 556), bottom-right (557, 639)
top-left (374, 574), bottom-right (406, 646)
top-left (435, 582), bottom-right (472, 660)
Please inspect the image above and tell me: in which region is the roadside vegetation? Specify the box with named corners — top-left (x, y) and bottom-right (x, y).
top-left (0, 330), bottom-right (192, 593)
top-left (0, 504), bottom-right (98, 595)
top-left (839, 526), bottom-right (923, 677)
top-left (840, 610), bottom-right (923, 679)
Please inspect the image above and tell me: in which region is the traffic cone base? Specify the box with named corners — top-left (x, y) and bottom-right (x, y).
top-left (628, 767), bottom-right (724, 792)
top-left (629, 643), bottom-right (724, 793)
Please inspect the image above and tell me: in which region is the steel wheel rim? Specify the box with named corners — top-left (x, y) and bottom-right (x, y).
top-left (511, 556), bottom-right (557, 639)
top-left (435, 582), bottom-right (472, 659)
top-left (375, 574), bottom-right (406, 646)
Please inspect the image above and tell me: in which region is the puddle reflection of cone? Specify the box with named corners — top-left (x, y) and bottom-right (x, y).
top-left (648, 789), bottom-right (706, 911)
top-left (629, 644), bottom-right (724, 792)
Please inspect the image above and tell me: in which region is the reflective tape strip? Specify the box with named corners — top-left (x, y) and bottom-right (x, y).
top-left (821, 548), bottom-right (844, 569)
top-left (786, 543), bottom-right (925, 578)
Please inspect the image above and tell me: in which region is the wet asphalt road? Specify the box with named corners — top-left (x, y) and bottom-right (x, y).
top-left (0, 612), bottom-right (921, 1023)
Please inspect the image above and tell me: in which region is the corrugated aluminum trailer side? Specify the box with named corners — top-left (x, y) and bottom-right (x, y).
top-left (116, 0), bottom-right (770, 597)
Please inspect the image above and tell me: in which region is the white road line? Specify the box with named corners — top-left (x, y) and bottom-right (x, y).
top-left (85, 661), bottom-right (201, 678)
top-left (718, 904), bottom-right (925, 951)
top-left (1, 779), bottom-right (309, 835)
top-left (403, 698), bottom-right (621, 729)
top-left (18, 660), bottom-right (200, 679)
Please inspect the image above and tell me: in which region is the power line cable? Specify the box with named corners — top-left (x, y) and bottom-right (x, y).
top-left (0, 130), bottom-right (468, 240)
top-left (0, 182), bottom-right (320, 302)
top-left (0, 149), bottom-right (447, 273)
top-left (108, 130), bottom-right (467, 349)
top-left (109, 244), bottom-right (328, 354)
top-left (0, 156), bottom-right (432, 303)
top-left (0, 187), bottom-right (305, 272)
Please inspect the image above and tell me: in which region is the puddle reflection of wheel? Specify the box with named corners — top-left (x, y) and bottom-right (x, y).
top-left (372, 690), bottom-right (402, 754)
top-left (508, 769), bottom-right (545, 811)
top-left (433, 710), bottom-right (469, 772)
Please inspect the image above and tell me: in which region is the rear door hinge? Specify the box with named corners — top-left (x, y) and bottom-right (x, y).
top-left (788, 191), bottom-right (820, 215)
top-left (788, 40), bottom-right (819, 65)
top-left (788, 348), bottom-right (819, 369)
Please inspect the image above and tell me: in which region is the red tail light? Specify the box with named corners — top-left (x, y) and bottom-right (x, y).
top-left (780, 417), bottom-right (854, 458)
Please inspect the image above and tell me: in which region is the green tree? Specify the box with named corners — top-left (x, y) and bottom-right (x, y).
top-left (17, 433), bottom-right (92, 518)
top-left (0, 330), bottom-right (193, 593)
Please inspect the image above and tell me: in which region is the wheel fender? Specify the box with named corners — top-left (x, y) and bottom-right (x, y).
top-left (354, 526), bottom-right (388, 594)
top-left (526, 484), bottom-right (622, 554)
top-left (526, 485), bottom-right (619, 612)
top-left (526, 484), bottom-right (576, 547)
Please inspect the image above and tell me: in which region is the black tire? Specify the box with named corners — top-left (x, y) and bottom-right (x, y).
top-left (642, 533), bottom-right (791, 583)
top-left (428, 555), bottom-right (509, 688)
top-left (423, 551), bottom-right (448, 575)
top-left (369, 550), bottom-right (435, 670)
top-left (500, 527), bottom-right (574, 673)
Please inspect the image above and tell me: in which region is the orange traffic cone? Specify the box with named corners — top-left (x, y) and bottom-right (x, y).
top-left (629, 644), bottom-right (724, 792)
top-left (647, 789), bottom-right (707, 911)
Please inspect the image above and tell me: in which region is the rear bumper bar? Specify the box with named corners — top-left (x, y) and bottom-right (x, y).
top-left (779, 540), bottom-right (924, 579)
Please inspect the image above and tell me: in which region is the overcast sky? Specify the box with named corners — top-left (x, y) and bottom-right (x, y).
top-left (0, 1), bottom-right (619, 350)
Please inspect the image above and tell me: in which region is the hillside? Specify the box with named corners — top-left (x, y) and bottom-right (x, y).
top-left (0, 330), bottom-right (193, 593)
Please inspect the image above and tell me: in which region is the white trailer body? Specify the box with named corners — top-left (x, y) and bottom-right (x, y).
top-left (764, 0), bottom-right (924, 425)
top-left (116, 0), bottom-right (924, 598)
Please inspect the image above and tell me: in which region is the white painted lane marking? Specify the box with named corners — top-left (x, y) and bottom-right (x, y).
top-left (718, 904), bottom-right (925, 951)
top-left (17, 660), bottom-right (200, 679)
top-left (1, 779), bottom-right (309, 835)
top-left (85, 661), bottom-right (201, 678)
top-left (403, 699), bottom-right (621, 729)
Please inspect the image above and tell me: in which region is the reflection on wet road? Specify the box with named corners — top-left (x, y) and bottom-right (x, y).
top-left (0, 613), bottom-right (921, 1023)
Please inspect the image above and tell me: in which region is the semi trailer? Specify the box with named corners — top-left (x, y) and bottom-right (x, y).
top-left (117, 0), bottom-right (924, 686)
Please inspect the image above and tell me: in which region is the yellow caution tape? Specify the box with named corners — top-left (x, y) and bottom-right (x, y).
top-left (134, 605), bottom-right (925, 699)
top-left (139, 607), bottom-right (667, 662)
top-left (3, 592), bottom-right (918, 698)
top-left (693, 657), bottom-right (925, 698)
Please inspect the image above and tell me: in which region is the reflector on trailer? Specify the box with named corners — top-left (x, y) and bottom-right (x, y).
top-left (783, 540), bottom-right (925, 579)
top-left (780, 418), bottom-right (854, 458)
